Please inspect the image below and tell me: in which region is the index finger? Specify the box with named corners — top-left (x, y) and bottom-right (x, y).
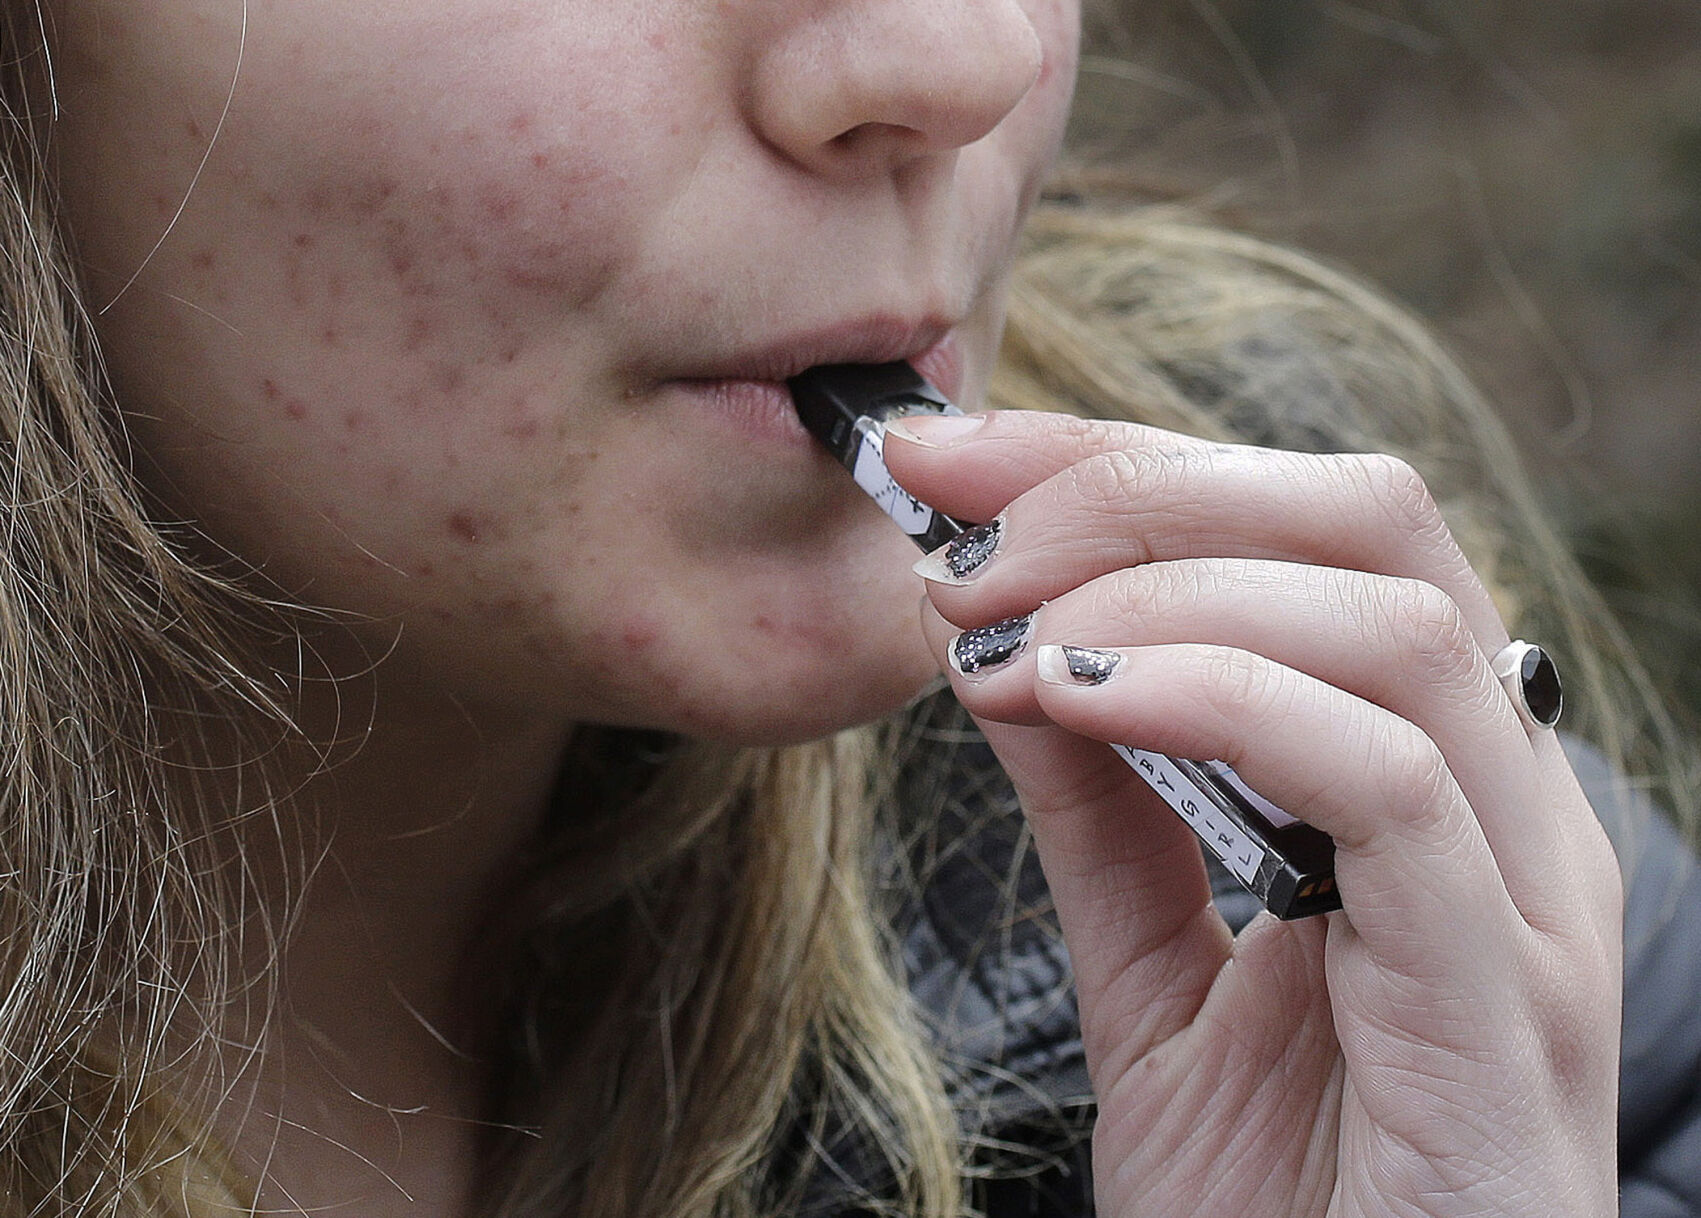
top-left (884, 408), bottom-right (1511, 662)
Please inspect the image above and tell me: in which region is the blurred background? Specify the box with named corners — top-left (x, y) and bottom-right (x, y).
top-left (1076, 0), bottom-right (1701, 720)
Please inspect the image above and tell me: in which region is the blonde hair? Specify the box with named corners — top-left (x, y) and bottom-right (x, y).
top-left (0, 8), bottom-right (282, 1207)
top-left (0, 7), bottom-right (1690, 1218)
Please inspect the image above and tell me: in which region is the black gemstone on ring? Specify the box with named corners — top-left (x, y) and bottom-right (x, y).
top-left (1519, 645), bottom-right (1564, 727)
top-left (944, 519), bottom-right (1002, 580)
top-left (953, 615), bottom-right (1031, 674)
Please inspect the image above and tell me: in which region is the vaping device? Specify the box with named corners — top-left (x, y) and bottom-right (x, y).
top-left (788, 362), bottom-right (1340, 920)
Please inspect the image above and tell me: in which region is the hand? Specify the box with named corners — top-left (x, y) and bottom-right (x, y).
top-left (883, 411), bottom-right (1623, 1216)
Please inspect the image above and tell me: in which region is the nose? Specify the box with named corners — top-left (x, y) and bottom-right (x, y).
top-left (746, 0), bottom-right (1046, 179)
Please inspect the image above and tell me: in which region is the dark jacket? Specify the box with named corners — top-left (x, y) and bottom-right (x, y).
top-left (872, 735), bottom-right (1701, 1216)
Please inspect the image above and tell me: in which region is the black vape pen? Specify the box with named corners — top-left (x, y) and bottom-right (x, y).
top-left (788, 361), bottom-right (1340, 920)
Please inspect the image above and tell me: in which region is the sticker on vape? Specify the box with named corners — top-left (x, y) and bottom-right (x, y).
top-left (851, 421), bottom-right (936, 537)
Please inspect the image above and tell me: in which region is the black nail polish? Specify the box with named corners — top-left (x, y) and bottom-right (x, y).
top-left (953, 614), bottom-right (1032, 674)
top-left (1060, 646), bottom-right (1121, 685)
top-left (943, 518), bottom-right (1002, 580)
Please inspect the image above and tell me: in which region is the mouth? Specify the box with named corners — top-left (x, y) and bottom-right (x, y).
top-left (656, 321), bottom-right (965, 445)
top-left (676, 317), bottom-right (961, 391)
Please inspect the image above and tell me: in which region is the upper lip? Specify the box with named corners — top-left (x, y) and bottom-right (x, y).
top-left (670, 315), bottom-right (954, 384)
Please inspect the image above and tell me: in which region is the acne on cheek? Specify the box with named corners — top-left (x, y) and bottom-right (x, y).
top-left (259, 362), bottom-right (530, 556)
top-left (421, 587), bottom-right (561, 644)
top-left (748, 608), bottom-right (841, 646)
top-left (621, 619), bottom-right (659, 652)
top-left (260, 378), bottom-right (311, 422)
top-left (283, 109), bottom-right (628, 317)
top-left (502, 410), bottom-right (546, 441)
top-left (446, 512), bottom-right (489, 545)
top-left (591, 615), bottom-right (695, 712)
top-left (242, 108), bottom-right (631, 469)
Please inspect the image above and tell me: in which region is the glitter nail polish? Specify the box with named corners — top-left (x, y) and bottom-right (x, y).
top-left (1059, 645), bottom-right (1121, 685)
top-left (943, 518), bottom-right (1002, 580)
top-left (952, 615), bottom-right (1032, 675)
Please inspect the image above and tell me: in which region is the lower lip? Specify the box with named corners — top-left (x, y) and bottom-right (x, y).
top-left (673, 378), bottom-right (818, 447)
top-left (671, 336), bottom-right (966, 447)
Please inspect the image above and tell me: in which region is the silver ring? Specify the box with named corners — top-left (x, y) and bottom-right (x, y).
top-left (1492, 640), bottom-right (1563, 731)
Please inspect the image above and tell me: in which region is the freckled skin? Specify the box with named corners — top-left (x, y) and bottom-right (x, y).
top-left (44, 0), bottom-right (1081, 744)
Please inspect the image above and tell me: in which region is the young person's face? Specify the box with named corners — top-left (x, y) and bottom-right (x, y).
top-left (47, 1), bottom-right (1080, 743)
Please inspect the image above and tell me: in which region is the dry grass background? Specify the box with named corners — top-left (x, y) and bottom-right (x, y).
top-left (1078, 0), bottom-right (1701, 717)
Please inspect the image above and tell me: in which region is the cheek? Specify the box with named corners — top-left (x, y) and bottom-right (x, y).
top-left (90, 31), bottom-right (701, 589)
top-left (269, 111), bottom-right (641, 323)
top-left (201, 55), bottom-right (666, 375)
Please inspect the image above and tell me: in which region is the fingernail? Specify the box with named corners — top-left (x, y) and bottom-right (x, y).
top-left (913, 517), bottom-right (1003, 584)
top-left (950, 614), bottom-right (1033, 678)
top-left (1037, 645), bottom-right (1124, 687)
top-left (884, 414), bottom-right (985, 448)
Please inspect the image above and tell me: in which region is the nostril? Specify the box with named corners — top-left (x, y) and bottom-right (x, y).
top-left (827, 121), bottom-right (926, 160)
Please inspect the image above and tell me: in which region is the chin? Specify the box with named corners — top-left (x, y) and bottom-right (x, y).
top-left (725, 678), bottom-right (943, 748)
top-left (643, 625), bottom-right (945, 748)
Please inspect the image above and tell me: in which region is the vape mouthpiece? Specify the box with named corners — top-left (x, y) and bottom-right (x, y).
top-left (787, 362), bottom-right (968, 553)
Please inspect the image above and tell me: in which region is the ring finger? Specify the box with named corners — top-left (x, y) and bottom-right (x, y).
top-left (1025, 637), bottom-right (1530, 959)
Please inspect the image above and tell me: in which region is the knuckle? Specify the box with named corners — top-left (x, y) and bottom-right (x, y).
top-left (1066, 450), bottom-right (1145, 515)
top-left (1079, 567), bottom-right (1155, 635)
top-left (1098, 559), bottom-right (1219, 626)
top-left (1381, 578), bottom-right (1478, 682)
top-left (1525, 937), bottom-right (1621, 1104)
top-left (1197, 645), bottom-right (1286, 727)
top-left (1049, 413), bottom-right (1133, 454)
top-left (1352, 451), bottom-right (1448, 539)
top-left (1380, 728), bottom-right (1462, 838)
top-left (1065, 447), bottom-right (1199, 520)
